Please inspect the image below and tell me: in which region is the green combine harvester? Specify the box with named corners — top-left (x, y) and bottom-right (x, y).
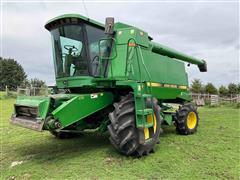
top-left (11, 14), bottom-right (207, 156)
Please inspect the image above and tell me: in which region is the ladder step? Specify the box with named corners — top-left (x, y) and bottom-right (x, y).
top-left (136, 108), bottom-right (153, 115)
top-left (136, 94), bottom-right (152, 98)
top-left (138, 123), bottom-right (154, 128)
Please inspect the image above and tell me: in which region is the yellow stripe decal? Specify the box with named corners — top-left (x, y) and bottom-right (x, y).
top-left (178, 85), bottom-right (188, 90)
top-left (147, 82), bottom-right (162, 87)
top-left (164, 84), bottom-right (177, 88)
top-left (147, 82), bottom-right (188, 89)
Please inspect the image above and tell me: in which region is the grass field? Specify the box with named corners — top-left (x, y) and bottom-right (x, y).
top-left (1, 98), bottom-right (239, 179)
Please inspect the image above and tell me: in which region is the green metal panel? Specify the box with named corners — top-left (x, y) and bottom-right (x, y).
top-left (109, 44), bottom-right (128, 77)
top-left (107, 26), bottom-right (150, 78)
top-left (114, 25), bottom-right (149, 47)
top-left (56, 76), bottom-right (96, 88)
top-left (108, 27), bottom-right (190, 88)
top-left (52, 92), bottom-right (114, 128)
top-left (151, 87), bottom-right (190, 100)
top-left (162, 114), bottom-right (173, 125)
top-left (129, 49), bottom-right (189, 86)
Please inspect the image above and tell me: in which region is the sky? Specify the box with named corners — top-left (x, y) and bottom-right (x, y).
top-left (1, 1), bottom-right (239, 86)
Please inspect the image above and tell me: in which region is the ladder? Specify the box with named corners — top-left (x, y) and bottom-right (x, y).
top-left (125, 38), bottom-right (155, 129)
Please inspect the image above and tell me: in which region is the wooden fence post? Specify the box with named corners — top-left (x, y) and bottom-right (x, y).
top-left (5, 85), bottom-right (9, 96)
top-left (210, 95), bottom-right (219, 106)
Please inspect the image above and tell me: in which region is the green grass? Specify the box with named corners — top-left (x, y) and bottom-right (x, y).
top-left (1, 98), bottom-right (239, 179)
top-left (0, 91), bottom-right (17, 100)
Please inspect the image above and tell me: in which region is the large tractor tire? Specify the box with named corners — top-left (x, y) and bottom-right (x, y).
top-left (175, 104), bottom-right (199, 135)
top-left (107, 94), bottom-right (161, 157)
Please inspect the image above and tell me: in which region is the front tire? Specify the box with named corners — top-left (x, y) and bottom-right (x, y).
top-left (175, 104), bottom-right (199, 135)
top-left (107, 94), bottom-right (161, 156)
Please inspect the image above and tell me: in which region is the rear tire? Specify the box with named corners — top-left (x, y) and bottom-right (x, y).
top-left (107, 93), bottom-right (161, 156)
top-left (175, 104), bottom-right (199, 135)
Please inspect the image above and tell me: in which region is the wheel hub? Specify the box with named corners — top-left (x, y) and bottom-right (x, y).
top-left (187, 112), bottom-right (197, 129)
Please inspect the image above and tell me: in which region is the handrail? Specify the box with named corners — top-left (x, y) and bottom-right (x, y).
top-left (125, 38), bottom-right (154, 127)
top-left (137, 45), bottom-right (152, 95)
top-left (125, 38), bottom-right (138, 78)
top-left (125, 38), bottom-right (145, 125)
top-left (137, 44), bottom-right (154, 121)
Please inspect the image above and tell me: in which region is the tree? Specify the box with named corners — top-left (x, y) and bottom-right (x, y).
top-left (190, 79), bottom-right (204, 93)
top-left (28, 78), bottom-right (46, 96)
top-left (20, 79), bottom-right (30, 88)
top-left (204, 83), bottom-right (218, 94)
top-left (0, 57), bottom-right (27, 90)
top-left (219, 85), bottom-right (228, 96)
top-left (228, 83), bottom-right (238, 95)
top-left (29, 78), bottom-right (46, 88)
top-left (237, 83), bottom-right (240, 94)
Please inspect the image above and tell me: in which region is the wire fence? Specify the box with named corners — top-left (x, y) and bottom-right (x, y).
top-left (190, 93), bottom-right (240, 106)
top-left (17, 87), bottom-right (49, 96)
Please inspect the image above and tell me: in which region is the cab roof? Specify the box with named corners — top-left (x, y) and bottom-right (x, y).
top-left (45, 14), bottom-right (105, 30)
top-left (44, 14), bottom-right (153, 40)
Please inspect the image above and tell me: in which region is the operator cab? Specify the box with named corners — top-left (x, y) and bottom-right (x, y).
top-left (45, 15), bottom-right (110, 78)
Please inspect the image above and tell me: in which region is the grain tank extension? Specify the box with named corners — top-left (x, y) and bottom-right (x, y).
top-left (11, 14), bottom-right (207, 156)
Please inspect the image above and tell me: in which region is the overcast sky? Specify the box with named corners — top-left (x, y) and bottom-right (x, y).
top-left (1, 1), bottom-right (239, 86)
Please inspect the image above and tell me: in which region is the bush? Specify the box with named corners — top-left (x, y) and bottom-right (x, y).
top-left (220, 101), bottom-right (228, 106)
top-left (219, 102), bottom-right (240, 109)
top-left (208, 104), bottom-right (220, 108)
top-left (7, 91), bottom-right (17, 98)
top-left (234, 102), bottom-right (240, 109)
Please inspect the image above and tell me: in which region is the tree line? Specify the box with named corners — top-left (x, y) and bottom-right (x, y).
top-left (190, 79), bottom-right (240, 96)
top-left (0, 57), bottom-right (46, 91)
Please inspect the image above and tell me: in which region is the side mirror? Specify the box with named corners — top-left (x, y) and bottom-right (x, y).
top-left (105, 17), bottom-right (114, 35)
top-left (99, 38), bottom-right (117, 60)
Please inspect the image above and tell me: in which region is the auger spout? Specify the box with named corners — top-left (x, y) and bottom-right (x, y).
top-left (150, 41), bottom-right (207, 72)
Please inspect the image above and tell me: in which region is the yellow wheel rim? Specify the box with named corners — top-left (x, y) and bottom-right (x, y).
top-left (144, 114), bottom-right (157, 139)
top-left (153, 115), bottom-right (157, 133)
top-left (187, 112), bottom-right (197, 129)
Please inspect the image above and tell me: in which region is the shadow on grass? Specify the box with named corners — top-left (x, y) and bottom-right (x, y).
top-left (161, 125), bottom-right (176, 137)
top-left (14, 132), bottom-right (116, 162)
top-left (12, 126), bottom-right (178, 162)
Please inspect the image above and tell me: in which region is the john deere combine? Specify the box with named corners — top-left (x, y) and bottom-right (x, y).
top-left (11, 14), bottom-right (207, 156)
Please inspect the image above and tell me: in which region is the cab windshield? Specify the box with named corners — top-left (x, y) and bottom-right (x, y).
top-left (50, 24), bottom-right (105, 78)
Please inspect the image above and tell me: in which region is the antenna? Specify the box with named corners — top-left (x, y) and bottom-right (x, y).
top-left (82, 0), bottom-right (89, 17)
